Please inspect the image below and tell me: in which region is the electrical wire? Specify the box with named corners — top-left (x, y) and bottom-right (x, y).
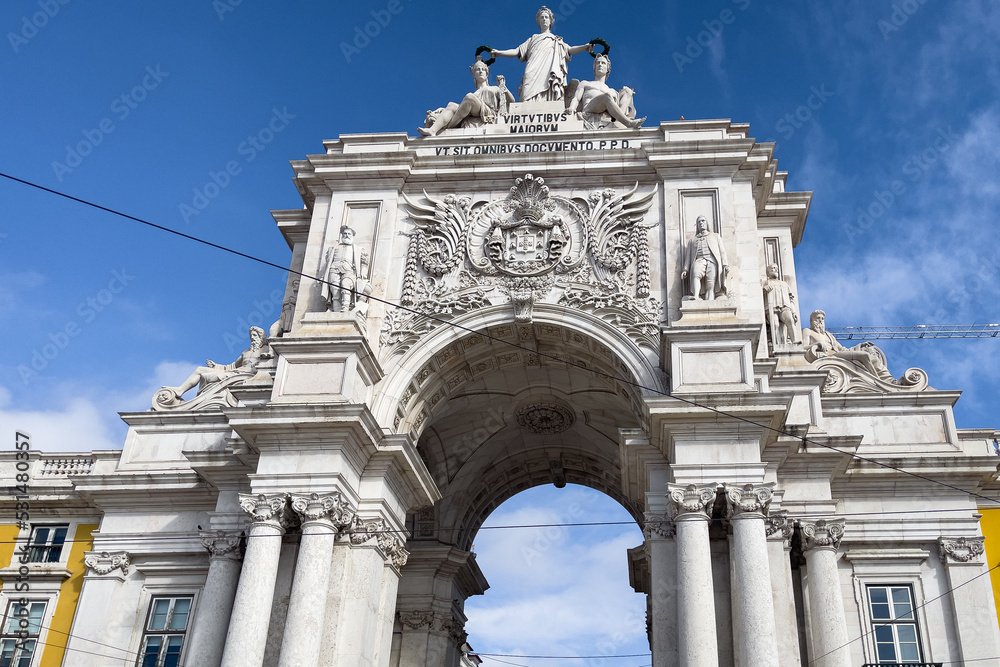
top-left (2, 170), bottom-right (998, 516)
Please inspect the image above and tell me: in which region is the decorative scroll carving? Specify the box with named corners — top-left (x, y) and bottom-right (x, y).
top-left (515, 402), bottom-right (574, 434)
top-left (239, 493), bottom-right (291, 529)
top-left (437, 616), bottom-right (469, 646)
top-left (153, 327), bottom-right (272, 411)
top-left (200, 531), bottom-right (242, 560)
top-left (398, 610), bottom-right (436, 630)
top-left (800, 519), bottom-right (846, 552)
top-left (939, 536), bottom-right (986, 564)
top-left (723, 483), bottom-right (774, 519)
top-left (764, 511), bottom-right (793, 542)
top-left (347, 515), bottom-right (409, 568)
top-left (643, 512), bottom-right (675, 540)
top-left (290, 492), bottom-right (355, 529)
top-left (388, 175), bottom-right (659, 355)
top-left (803, 310), bottom-right (930, 393)
top-left (84, 551), bottom-right (130, 576)
top-left (667, 484), bottom-right (717, 520)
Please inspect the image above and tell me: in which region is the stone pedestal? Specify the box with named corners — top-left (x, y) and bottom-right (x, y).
top-left (669, 484), bottom-right (719, 667)
top-left (724, 484), bottom-right (779, 667)
top-left (184, 532), bottom-right (242, 667)
top-left (220, 494), bottom-right (288, 667)
top-left (801, 520), bottom-right (850, 667)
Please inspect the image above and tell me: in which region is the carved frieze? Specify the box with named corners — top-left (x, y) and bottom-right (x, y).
top-left (939, 536), bottom-right (986, 564)
top-left (386, 174), bottom-right (659, 355)
top-left (84, 551), bottom-right (130, 576)
top-left (800, 519), bottom-right (846, 552)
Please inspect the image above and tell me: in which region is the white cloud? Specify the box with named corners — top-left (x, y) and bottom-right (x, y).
top-left (0, 360), bottom-right (196, 453)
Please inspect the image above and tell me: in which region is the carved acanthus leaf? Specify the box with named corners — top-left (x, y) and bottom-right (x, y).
top-left (939, 536), bottom-right (986, 564)
top-left (800, 519), bottom-right (846, 551)
top-left (667, 484), bottom-right (718, 520)
top-left (239, 493), bottom-right (290, 528)
top-left (290, 492), bottom-right (355, 529)
top-left (347, 515), bottom-right (409, 568)
top-left (200, 531), bottom-right (242, 559)
top-left (764, 511), bottom-right (793, 541)
top-left (724, 483), bottom-right (774, 518)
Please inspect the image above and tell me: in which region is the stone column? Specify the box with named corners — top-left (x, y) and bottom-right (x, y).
top-left (765, 513), bottom-right (801, 667)
top-left (278, 493), bottom-right (354, 667)
top-left (184, 532), bottom-right (243, 667)
top-left (939, 536), bottom-right (1000, 664)
top-left (332, 515), bottom-right (409, 667)
top-left (219, 494), bottom-right (289, 667)
top-left (724, 484), bottom-right (779, 667)
top-left (800, 519), bottom-right (850, 667)
top-left (668, 484), bottom-right (719, 667)
top-left (644, 512), bottom-right (677, 667)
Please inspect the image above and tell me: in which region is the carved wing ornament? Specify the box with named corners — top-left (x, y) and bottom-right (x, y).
top-left (389, 174), bottom-right (660, 356)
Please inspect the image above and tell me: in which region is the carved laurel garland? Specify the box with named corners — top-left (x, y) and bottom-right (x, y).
top-left (386, 174), bottom-right (659, 356)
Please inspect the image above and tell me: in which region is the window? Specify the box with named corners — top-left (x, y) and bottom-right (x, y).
top-left (137, 597), bottom-right (192, 667)
top-left (26, 526), bottom-right (67, 563)
top-left (867, 585), bottom-right (923, 663)
top-left (0, 600), bottom-right (46, 667)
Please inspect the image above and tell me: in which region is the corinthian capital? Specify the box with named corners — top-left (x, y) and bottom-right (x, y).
top-left (764, 511), bottom-right (793, 542)
top-left (347, 515), bottom-right (409, 568)
top-left (800, 519), bottom-right (846, 552)
top-left (200, 530), bottom-right (242, 560)
top-left (643, 512), bottom-right (675, 540)
top-left (723, 483), bottom-right (774, 519)
top-left (239, 493), bottom-right (290, 528)
top-left (667, 483), bottom-right (718, 520)
top-left (290, 492), bottom-right (355, 529)
top-left (939, 536), bottom-right (986, 564)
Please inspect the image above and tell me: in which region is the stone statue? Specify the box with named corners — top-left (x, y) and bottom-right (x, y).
top-left (762, 264), bottom-right (800, 345)
top-left (419, 59), bottom-right (515, 137)
top-left (157, 326), bottom-right (270, 405)
top-left (322, 226), bottom-right (371, 313)
top-left (566, 54), bottom-right (644, 129)
top-left (681, 216), bottom-right (728, 300)
top-left (802, 310), bottom-right (894, 381)
top-left (490, 6), bottom-right (593, 102)
top-left (269, 278), bottom-right (300, 338)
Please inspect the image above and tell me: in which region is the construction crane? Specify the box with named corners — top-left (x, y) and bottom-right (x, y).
top-left (828, 324), bottom-right (1000, 340)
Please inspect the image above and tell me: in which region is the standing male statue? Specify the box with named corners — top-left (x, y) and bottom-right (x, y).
top-left (322, 225), bottom-right (370, 313)
top-left (762, 264), bottom-right (800, 345)
top-left (566, 53), bottom-right (645, 129)
top-left (490, 6), bottom-right (593, 102)
top-left (681, 216), bottom-right (729, 300)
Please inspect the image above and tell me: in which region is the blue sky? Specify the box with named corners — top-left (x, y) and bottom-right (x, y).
top-left (1, 0), bottom-right (998, 664)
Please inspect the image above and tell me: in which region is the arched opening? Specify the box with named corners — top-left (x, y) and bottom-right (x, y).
top-left (465, 484), bottom-right (649, 663)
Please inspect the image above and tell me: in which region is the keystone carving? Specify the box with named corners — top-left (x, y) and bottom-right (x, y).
top-left (939, 536), bottom-right (986, 564)
top-left (84, 551), bottom-right (130, 576)
top-left (800, 519), bottom-right (846, 552)
top-left (667, 484), bottom-right (717, 520)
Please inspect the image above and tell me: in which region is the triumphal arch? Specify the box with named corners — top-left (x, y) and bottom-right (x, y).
top-left (36, 9), bottom-right (1000, 667)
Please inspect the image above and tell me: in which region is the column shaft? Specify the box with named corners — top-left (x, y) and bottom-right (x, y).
top-left (277, 522), bottom-right (337, 667)
top-left (803, 547), bottom-right (850, 667)
top-left (185, 552), bottom-right (242, 667)
top-left (648, 535), bottom-right (678, 667)
top-left (676, 517), bottom-right (719, 667)
top-left (730, 517), bottom-right (779, 667)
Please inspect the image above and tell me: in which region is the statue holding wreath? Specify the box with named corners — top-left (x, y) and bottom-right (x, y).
top-left (489, 6), bottom-right (593, 102)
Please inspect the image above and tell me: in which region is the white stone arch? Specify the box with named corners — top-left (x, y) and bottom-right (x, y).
top-left (371, 302), bottom-right (666, 439)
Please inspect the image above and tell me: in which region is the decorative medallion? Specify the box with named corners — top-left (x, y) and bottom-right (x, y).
top-left (515, 401), bottom-right (574, 434)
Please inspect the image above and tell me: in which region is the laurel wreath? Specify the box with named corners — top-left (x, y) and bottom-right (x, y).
top-left (589, 38), bottom-right (610, 57)
top-left (475, 45), bottom-right (496, 66)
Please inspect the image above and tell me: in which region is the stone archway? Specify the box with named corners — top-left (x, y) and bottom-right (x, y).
top-left (379, 307), bottom-right (660, 667)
